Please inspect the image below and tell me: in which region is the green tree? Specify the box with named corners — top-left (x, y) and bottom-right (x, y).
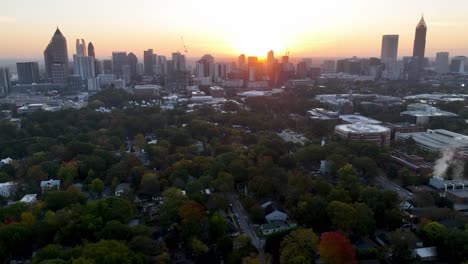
top-left (421, 221), bottom-right (448, 246)
top-left (88, 178), bottom-right (104, 196)
top-left (390, 230), bottom-right (416, 264)
top-left (209, 212), bottom-right (227, 241)
top-left (280, 228), bottom-right (319, 264)
top-left (326, 201), bottom-right (357, 233)
top-left (353, 203), bottom-right (375, 236)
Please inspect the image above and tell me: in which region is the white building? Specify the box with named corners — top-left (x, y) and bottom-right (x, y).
top-left (87, 77), bottom-right (100, 91)
top-left (20, 194), bottom-right (37, 204)
top-left (401, 103), bottom-right (458, 124)
top-left (0, 182), bottom-right (16, 197)
top-left (40, 179), bottom-right (61, 193)
top-left (450, 56), bottom-right (467, 74)
top-left (335, 123), bottom-right (391, 146)
top-left (396, 129), bottom-right (468, 152)
top-left (73, 55), bottom-right (95, 80)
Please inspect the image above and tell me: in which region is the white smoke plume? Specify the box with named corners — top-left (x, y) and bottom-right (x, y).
top-left (433, 148), bottom-right (464, 179)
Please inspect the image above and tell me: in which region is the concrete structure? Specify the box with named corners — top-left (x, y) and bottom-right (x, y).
top-left (335, 123), bottom-right (391, 146)
top-left (20, 194), bottom-right (37, 204)
top-left (413, 16), bottom-right (427, 70)
top-left (143, 49), bottom-right (157, 75)
top-left (435, 52), bottom-right (449, 74)
top-left (44, 28), bottom-right (69, 85)
top-left (16, 62), bottom-right (40, 84)
top-left (401, 103), bottom-right (458, 124)
top-left (0, 182), bottom-right (16, 197)
top-left (307, 108), bottom-right (340, 121)
top-left (209, 86), bottom-right (225, 98)
top-left (396, 129), bottom-right (468, 152)
top-left (390, 152), bottom-right (432, 175)
top-left (321, 60), bottom-right (336, 74)
top-left (112, 51), bottom-right (127, 77)
top-left (340, 114), bottom-right (382, 124)
top-left (381, 35), bottom-right (399, 62)
top-left (73, 54), bottom-right (95, 80)
top-left (134, 84), bottom-right (161, 97)
top-left (383, 122), bottom-right (424, 139)
top-left (0, 68), bottom-right (11, 95)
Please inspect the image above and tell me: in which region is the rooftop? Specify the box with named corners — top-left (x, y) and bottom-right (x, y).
top-left (336, 123), bottom-right (390, 133)
top-left (396, 129), bottom-right (468, 151)
top-left (340, 114), bottom-right (382, 124)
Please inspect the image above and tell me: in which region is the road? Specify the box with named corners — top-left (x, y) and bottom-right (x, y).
top-left (226, 193), bottom-right (264, 254)
top-left (375, 175), bottom-right (413, 201)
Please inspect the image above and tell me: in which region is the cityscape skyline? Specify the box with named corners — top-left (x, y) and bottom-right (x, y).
top-left (2, 0), bottom-right (468, 60)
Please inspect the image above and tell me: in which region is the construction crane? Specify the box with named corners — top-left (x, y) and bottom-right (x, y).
top-left (181, 36), bottom-right (188, 55)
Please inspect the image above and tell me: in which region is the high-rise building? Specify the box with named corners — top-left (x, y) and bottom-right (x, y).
top-left (381, 35), bottom-right (399, 62)
top-left (281, 56), bottom-right (289, 64)
top-left (17, 62), bottom-right (40, 84)
top-left (196, 54), bottom-right (215, 79)
top-left (296, 61), bottom-right (308, 79)
top-left (144, 49), bottom-right (157, 75)
top-left (112, 52), bottom-right (127, 77)
top-left (127, 52), bottom-right (138, 82)
top-left (435, 52), bottom-right (449, 74)
top-left (238, 54), bottom-right (246, 68)
top-left (413, 16), bottom-right (427, 69)
top-left (247, 56), bottom-right (258, 68)
top-left (44, 28), bottom-right (69, 84)
top-left (76, 39), bottom-right (87, 56)
top-left (102, 59), bottom-right (112, 74)
top-left (88, 42), bottom-right (95, 59)
top-left (73, 55), bottom-right (95, 80)
top-left (267, 50), bottom-right (275, 65)
top-left (0, 68), bottom-right (11, 95)
top-left (321, 60), bottom-right (336, 74)
top-left (450, 56), bottom-right (467, 73)
top-left (172, 52), bottom-right (186, 71)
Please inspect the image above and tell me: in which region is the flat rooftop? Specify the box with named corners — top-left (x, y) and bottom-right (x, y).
top-left (336, 123), bottom-right (390, 133)
top-left (397, 129), bottom-right (468, 150)
top-left (340, 114), bottom-right (382, 124)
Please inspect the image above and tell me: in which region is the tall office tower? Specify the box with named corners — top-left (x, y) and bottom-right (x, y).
top-left (381, 35), bottom-right (399, 80)
top-left (88, 42), bottom-right (95, 59)
top-left (144, 49), bottom-right (157, 75)
top-left (302, 58), bottom-right (313, 69)
top-left (17, 62), bottom-right (40, 84)
top-left (214, 63), bottom-right (231, 81)
top-left (435, 52), bottom-right (450, 74)
top-left (0, 68), bottom-right (11, 95)
top-left (76, 39), bottom-right (87, 56)
top-left (172, 52), bottom-right (186, 71)
top-left (296, 61), bottom-right (308, 79)
top-left (44, 28), bottom-right (69, 84)
top-left (112, 52), bottom-right (127, 77)
top-left (127, 52), bottom-right (138, 81)
top-left (102, 59), bottom-right (112, 74)
top-left (247, 56), bottom-right (258, 68)
top-left (321, 60), bottom-right (336, 74)
top-left (73, 55), bottom-right (95, 80)
top-left (281, 56), bottom-right (289, 64)
top-left (381, 35), bottom-right (399, 62)
top-left (413, 16), bottom-right (427, 69)
top-left (450, 56), bottom-right (467, 73)
top-left (267, 50), bottom-right (275, 65)
top-left (238, 54), bottom-right (246, 68)
top-left (196, 54), bottom-right (215, 78)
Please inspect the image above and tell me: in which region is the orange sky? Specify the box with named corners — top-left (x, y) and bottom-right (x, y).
top-left (1, 0), bottom-right (468, 61)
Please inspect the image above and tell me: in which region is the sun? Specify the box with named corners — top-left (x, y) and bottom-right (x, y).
top-left (229, 27), bottom-right (289, 58)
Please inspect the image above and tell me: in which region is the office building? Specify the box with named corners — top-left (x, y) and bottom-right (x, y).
top-left (16, 62), bottom-right (40, 84)
top-left (401, 103), bottom-right (458, 124)
top-left (396, 129), bottom-right (468, 152)
top-left (196, 54), bottom-right (215, 79)
top-left (413, 16), bottom-right (427, 69)
top-left (435, 52), bottom-right (449, 74)
top-left (336, 57), bottom-right (362, 75)
top-left (112, 52), bottom-right (127, 77)
top-left (144, 49), bottom-right (157, 75)
top-left (335, 123), bottom-right (391, 147)
top-left (321, 60), bottom-right (336, 74)
top-left (76, 39), bottom-right (87, 56)
top-left (267, 50), bottom-right (275, 65)
top-left (127, 52), bottom-right (138, 82)
top-left (44, 28), bottom-right (69, 84)
top-left (102, 59), bottom-right (112, 74)
top-left (0, 68), bottom-right (11, 95)
top-left (450, 56), bottom-right (467, 73)
top-left (381, 35), bottom-right (399, 62)
top-left (238, 54), bottom-right (246, 68)
top-left (296, 61), bottom-right (308, 79)
top-left (88, 42), bottom-right (95, 59)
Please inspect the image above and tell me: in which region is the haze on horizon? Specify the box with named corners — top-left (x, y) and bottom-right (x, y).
top-left (1, 0), bottom-right (468, 60)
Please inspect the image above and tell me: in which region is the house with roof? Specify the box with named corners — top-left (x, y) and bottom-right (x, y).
top-left (0, 182), bottom-right (16, 197)
top-left (40, 179), bottom-right (60, 193)
top-left (19, 194), bottom-right (37, 204)
top-left (261, 201), bottom-right (288, 223)
top-left (115, 183), bottom-right (131, 196)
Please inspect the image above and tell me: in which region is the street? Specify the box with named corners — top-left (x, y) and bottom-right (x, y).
top-left (375, 175), bottom-right (413, 201)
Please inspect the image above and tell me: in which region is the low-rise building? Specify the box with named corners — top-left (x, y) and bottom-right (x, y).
top-left (401, 103), bottom-right (458, 125)
top-left (307, 108), bottom-right (340, 121)
top-left (390, 152), bottom-right (433, 175)
top-left (133, 84), bottom-right (161, 97)
top-left (40, 179), bottom-right (60, 193)
top-left (19, 194), bottom-right (37, 204)
top-left (209, 86), bottom-right (225, 98)
top-left (339, 114), bottom-right (382, 124)
top-left (396, 129), bottom-right (468, 152)
top-left (335, 123), bottom-right (391, 146)
top-left (0, 182), bottom-right (16, 197)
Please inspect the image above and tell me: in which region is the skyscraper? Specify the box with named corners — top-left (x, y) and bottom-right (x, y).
top-left (127, 52), bottom-right (138, 82)
top-left (144, 49), bottom-right (157, 75)
top-left (450, 56), bottom-right (467, 73)
top-left (413, 16), bottom-right (427, 69)
top-left (238, 54), bottom-right (246, 68)
top-left (267, 50), bottom-right (275, 65)
top-left (17, 62), bottom-right (40, 84)
top-left (102, 59), bottom-right (112, 74)
top-left (196, 54), bottom-right (215, 79)
top-left (435, 52), bottom-right (449, 74)
top-left (44, 28), bottom-right (69, 84)
top-left (0, 68), bottom-right (11, 95)
top-left (112, 52), bottom-right (127, 77)
top-left (88, 42), bottom-right (95, 59)
top-left (76, 39), bottom-right (87, 56)
top-left (381, 35), bottom-right (399, 62)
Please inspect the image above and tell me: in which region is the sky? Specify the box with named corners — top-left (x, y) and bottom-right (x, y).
top-left (1, 0), bottom-right (468, 61)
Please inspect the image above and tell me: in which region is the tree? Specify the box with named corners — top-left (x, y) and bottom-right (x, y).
top-left (326, 201), bottom-right (357, 233)
top-left (209, 212), bottom-right (227, 241)
top-left (88, 178), bottom-right (104, 196)
top-left (421, 221), bottom-right (448, 246)
top-left (178, 200), bottom-right (205, 239)
top-left (134, 134), bottom-right (146, 150)
top-left (280, 228), bottom-right (319, 264)
top-left (44, 187), bottom-right (88, 211)
top-left (295, 195), bottom-right (330, 232)
top-left (390, 230), bottom-right (416, 263)
top-left (242, 254), bottom-right (261, 264)
top-left (191, 238), bottom-right (209, 256)
top-left (353, 203), bottom-right (375, 236)
top-left (319, 232), bottom-right (357, 264)
top-left (159, 188), bottom-right (187, 228)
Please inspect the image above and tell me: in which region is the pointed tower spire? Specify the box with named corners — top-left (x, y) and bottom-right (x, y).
top-left (417, 15), bottom-right (426, 28)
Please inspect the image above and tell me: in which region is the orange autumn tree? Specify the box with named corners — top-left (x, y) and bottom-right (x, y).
top-left (319, 232), bottom-right (357, 264)
top-left (178, 200), bottom-right (205, 239)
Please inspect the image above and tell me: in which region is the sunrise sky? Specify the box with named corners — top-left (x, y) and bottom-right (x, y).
top-left (1, 0), bottom-right (468, 60)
